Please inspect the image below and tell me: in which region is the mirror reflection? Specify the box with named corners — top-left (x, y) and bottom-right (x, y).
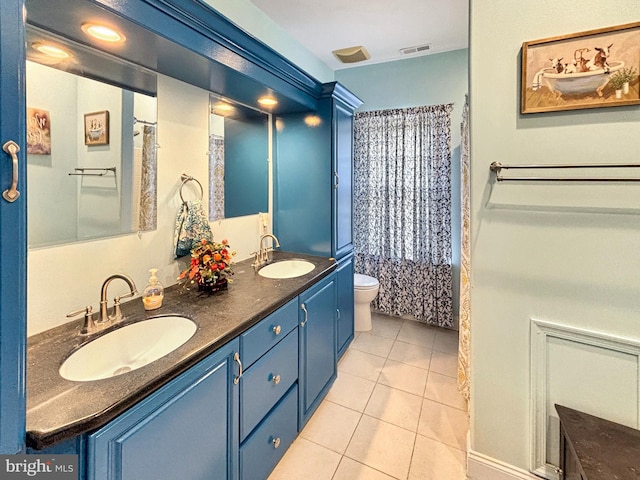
top-left (25, 27), bottom-right (158, 249)
top-left (209, 94), bottom-right (269, 220)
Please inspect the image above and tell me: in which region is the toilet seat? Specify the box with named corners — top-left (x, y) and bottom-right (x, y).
top-left (354, 274), bottom-right (379, 290)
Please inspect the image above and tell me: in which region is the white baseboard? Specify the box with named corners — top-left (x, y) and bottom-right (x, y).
top-left (467, 450), bottom-right (540, 480)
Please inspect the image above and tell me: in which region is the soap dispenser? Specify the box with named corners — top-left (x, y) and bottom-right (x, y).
top-left (142, 268), bottom-right (164, 311)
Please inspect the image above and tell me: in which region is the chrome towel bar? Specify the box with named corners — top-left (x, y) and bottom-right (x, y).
top-left (68, 167), bottom-right (116, 177)
top-left (490, 162), bottom-right (640, 182)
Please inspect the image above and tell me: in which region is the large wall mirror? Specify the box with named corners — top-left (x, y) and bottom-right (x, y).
top-left (209, 94), bottom-right (269, 220)
top-left (25, 26), bottom-right (158, 248)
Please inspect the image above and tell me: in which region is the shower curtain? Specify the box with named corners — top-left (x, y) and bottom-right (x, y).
top-left (457, 95), bottom-right (471, 405)
top-left (138, 125), bottom-right (157, 231)
top-left (353, 105), bottom-right (453, 328)
top-left (209, 134), bottom-right (225, 221)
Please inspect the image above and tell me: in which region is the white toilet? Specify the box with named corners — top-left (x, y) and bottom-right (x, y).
top-left (354, 274), bottom-right (379, 332)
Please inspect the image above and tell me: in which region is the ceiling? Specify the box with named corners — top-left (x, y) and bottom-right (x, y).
top-left (248, 0), bottom-right (469, 71)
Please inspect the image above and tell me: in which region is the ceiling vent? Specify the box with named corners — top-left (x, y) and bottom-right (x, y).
top-left (399, 43), bottom-right (432, 55)
top-left (332, 45), bottom-right (370, 64)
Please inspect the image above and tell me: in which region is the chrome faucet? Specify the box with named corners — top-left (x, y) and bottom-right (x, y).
top-left (99, 274), bottom-right (138, 325)
top-left (252, 233), bottom-right (280, 269)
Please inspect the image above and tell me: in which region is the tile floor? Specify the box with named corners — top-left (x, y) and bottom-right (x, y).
top-left (268, 312), bottom-right (469, 480)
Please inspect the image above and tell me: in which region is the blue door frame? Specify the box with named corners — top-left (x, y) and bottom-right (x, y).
top-left (0, 0), bottom-right (27, 453)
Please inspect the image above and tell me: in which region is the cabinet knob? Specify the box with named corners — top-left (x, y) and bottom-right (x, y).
top-left (272, 325), bottom-right (282, 335)
top-left (272, 437), bottom-right (281, 449)
top-left (271, 374), bottom-right (281, 385)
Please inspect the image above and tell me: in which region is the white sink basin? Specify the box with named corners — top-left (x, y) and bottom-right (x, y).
top-left (258, 259), bottom-right (315, 279)
top-left (59, 316), bottom-right (197, 382)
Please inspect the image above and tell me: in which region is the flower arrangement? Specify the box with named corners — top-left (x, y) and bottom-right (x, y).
top-left (178, 238), bottom-right (236, 292)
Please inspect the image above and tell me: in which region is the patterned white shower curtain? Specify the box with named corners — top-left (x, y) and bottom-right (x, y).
top-left (457, 95), bottom-right (471, 405)
top-left (138, 125), bottom-right (157, 231)
top-left (353, 105), bottom-right (454, 328)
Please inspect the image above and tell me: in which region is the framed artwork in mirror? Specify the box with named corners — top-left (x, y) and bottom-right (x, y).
top-left (521, 21), bottom-right (640, 114)
top-left (84, 110), bottom-right (110, 145)
top-left (26, 107), bottom-right (51, 155)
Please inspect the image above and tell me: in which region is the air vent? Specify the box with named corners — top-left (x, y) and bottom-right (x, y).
top-left (399, 43), bottom-right (431, 55)
top-left (332, 45), bottom-right (370, 64)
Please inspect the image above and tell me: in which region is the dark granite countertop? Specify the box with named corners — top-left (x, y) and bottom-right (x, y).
top-left (26, 251), bottom-right (336, 449)
top-left (556, 404), bottom-right (640, 479)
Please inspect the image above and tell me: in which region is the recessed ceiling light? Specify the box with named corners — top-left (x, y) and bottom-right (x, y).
top-left (32, 42), bottom-right (71, 59)
top-left (304, 115), bottom-right (322, 127)
top-left (258, 96), bottom-right (278, 107)
top-left (81, 23), bottom-right (126, 43)
top-left (214, 102), bottom-right (234, 112)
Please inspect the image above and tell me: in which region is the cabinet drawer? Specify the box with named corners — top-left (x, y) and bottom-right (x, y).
top-left (240, 385), bottom-right (298, 480)
top-left (240, 298), bottom-right (298, 368)
top-left (241, 329), bottom-right (298, 441)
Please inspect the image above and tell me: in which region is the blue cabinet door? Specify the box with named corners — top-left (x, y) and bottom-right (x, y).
top-left (332, 101), bottom-right (355, 259)
top-left (336, 256), bottom-right (354, 359)
top-left (87, 340), bottom-right (240, 480)
top-left (298, 274), bottom-right (337, 427)
top-left (0, 0), bottom-right (27, 454)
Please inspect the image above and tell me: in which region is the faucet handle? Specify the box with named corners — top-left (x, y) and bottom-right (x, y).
top-left (110, 290), bottom-right (136, 323)
top-left (67, 306), bottom-right (96, 335)
top-left (66, 305), bottom-right (92, 318)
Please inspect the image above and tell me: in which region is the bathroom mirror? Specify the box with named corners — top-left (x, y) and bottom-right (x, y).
top-left (25, 26), bottom-right (158, 248)
top-left (209, 94), bottom-right (269, 220)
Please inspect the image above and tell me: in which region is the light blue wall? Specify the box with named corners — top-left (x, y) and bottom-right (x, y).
top-left (336, 49), bottom-right (469, 326)
top-left (470, 0), bottom-right (640, 473)
top-left (202, 0), bottom-right (334, 83)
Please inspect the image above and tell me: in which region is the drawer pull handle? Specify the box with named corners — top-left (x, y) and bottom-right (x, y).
top-left (233, 352), bottom-right (243, 385)
top-left (272, 437), bottom-right (281, 449)
top-left (272, 325), bottom-right (282, 335)
top-left (2, 141), bottom-right (20, 203)
top-left (300, 303), bottom-right (308, 327)
top-left (271, 374), bottom-right (281, 385)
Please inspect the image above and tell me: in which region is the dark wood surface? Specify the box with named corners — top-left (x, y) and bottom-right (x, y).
top-left (556, 404), bottom-right (640, 479)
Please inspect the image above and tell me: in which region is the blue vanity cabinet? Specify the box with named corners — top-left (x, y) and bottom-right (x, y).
top-left (0, 0), bottom-right (27, 454)
top-left (86, 340), bottom-right (240, 480)
top-left (331, 90), bottom-right (358, 260)
top-left (238, 299), bottom-right (299, 480)
top-left (336, 255), bottom-right (355, 359)
top-left (298, 273), bottom-right (337, 427)
top-left (273, 83), bottom-right (362, 261)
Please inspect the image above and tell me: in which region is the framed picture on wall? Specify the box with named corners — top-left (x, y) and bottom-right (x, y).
top-left (26, 107), bottom-right (51, 155)
top-left (84, 110), bottom-right (110, 145)
top-left (521, 21), bottom-right (640, 114)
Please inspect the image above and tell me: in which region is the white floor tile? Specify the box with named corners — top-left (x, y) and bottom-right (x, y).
top-left (388, 340), bottom-right (432, 370)
top-left (434, 328), bottom-right (459, 355)
top-left (332, 457), bottom-right (397, 480)
top-left (424, 372), bottom-right (467, 411)
top-left (396, 320), bottom-right (437, 349)
top-left (351, 332), bottom-right (395, 358)
top-left (326, 371), bottom-right (376, 413)
top-left (270, 313), bottom-right (468, 480)
top-left (369, 314), bottom-right (404, 340)
top-left (267, 437), bottom-right (341, 480)
top-left (378, 358), bottom-right (428, 396)
top-left (338, 349), bottom-right (386, 382)
top-left (429, 350), bottom-right (458, 378)
top-left (364, 383), bottom-right (423, 432)
top-left (408, 435), bottom-right (466, 480)
top-left (418, 398), bottom-right (469, 451)
top-left (345, 415), bottom-right (416, 480)
top-left (300, 400), bottom-right (361, 454)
